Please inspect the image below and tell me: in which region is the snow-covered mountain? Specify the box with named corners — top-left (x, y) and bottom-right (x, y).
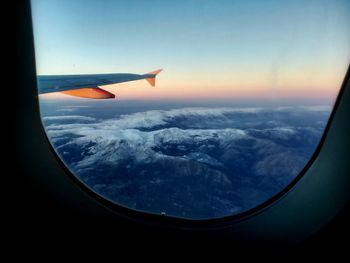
top-left (43, 106), bottom-right (330, 219)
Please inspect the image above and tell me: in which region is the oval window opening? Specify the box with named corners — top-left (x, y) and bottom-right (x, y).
top-left (31, 0), bottom-right (350, 220)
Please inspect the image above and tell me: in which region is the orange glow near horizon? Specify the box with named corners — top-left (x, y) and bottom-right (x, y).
top-left (39, 64), bottom-right (348, 101)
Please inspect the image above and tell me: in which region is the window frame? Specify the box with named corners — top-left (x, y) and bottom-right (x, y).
top-left (14, 0), bottom-right (350, 245)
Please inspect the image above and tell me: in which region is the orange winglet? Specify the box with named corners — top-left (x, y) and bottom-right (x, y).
top-left (145, 69), bottom-right (162, 87)
top-left (145, 77), bottom-right (156, 87)
top-left (61, 87), bottom-right (115, 99)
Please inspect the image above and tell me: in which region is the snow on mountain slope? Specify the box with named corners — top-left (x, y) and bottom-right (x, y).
top-left (42, 106), bottom-right (329, 218)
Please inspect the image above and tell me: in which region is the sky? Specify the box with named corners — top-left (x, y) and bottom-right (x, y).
top-left (31, 0), bottom-right (350, 101)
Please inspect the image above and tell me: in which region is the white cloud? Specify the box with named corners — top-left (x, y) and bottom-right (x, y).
top-left (56, 108), bottom-right (77, 112)
top-left (60, 105), bottom-right (89, 108)
top-left (275, 105), bottom-right (332, 112)
top-left (107, 107), bottom-right (264, 129)
top-left (43, 115), bottom-right (96, 121)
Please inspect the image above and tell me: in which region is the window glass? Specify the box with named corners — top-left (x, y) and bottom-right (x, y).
top-left (32, 0), bottom-right (350, 219)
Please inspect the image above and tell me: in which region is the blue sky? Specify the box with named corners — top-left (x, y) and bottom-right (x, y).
top-left (31, 0), bottom-right (350, 100)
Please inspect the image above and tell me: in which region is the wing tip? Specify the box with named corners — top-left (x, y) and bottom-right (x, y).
top-left (145, 69), bottom-right (163, 87)
top-left (147, 69), bottom-right (163, 75)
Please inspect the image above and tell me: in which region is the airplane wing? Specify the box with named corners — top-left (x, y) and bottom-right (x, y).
top-left (37, 69), bottom-right (162, 99)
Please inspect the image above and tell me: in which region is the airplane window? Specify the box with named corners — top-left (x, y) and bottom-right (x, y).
top-left (31, 0), bottom-right (350, 219)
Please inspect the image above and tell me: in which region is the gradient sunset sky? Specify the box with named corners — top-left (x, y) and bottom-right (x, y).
top-left (31, 0), bottom-right (350, 101)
